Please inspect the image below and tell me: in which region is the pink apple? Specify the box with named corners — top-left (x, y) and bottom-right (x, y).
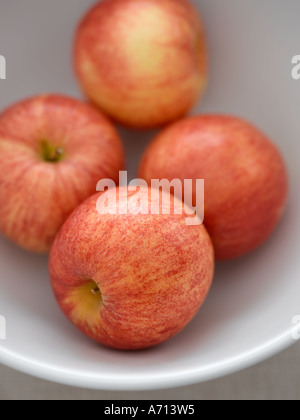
top-left (74, 0), bottom-right (208, 128)
top-left (0, 95), bottom-right (124, 253)
top-left (139, 115), bottom-right (289, 260)
top-left (49, 187), bottom-right (214, 350)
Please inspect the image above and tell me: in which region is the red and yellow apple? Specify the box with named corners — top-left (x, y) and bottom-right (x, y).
top-left (139, 115), bottom-right (289, 260)
top-left (0, 95), bottom-right (124, 253)
top-left (49, 187), bottom-right (214, 350)
top-left (74, 0), bottom-right (208, 128)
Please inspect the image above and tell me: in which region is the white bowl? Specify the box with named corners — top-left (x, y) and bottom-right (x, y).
top-left (0, 0), bottom-right (299, 391)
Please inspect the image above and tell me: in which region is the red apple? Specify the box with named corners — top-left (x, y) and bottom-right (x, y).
top-left (74, 0), bottom-right (208, 128)
top-left (139, 115), bottom-right (289, 260)
top-left (0, 95), bottom-right (124, 253)
top-left (49, 187), bottom-right (214, 350)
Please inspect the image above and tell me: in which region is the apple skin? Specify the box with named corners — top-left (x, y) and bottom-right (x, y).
top-left (0, 95), bottom-right (124, 253)
top-left (49, 187), bottom-right (214, 350)
top-left (139, 115), bottom-right (289, 260)
top-left (74, 0), bottom-right (207, 128)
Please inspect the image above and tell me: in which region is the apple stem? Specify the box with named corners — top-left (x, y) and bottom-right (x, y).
top-left (52, 147), bottom-right (64, 160)
top-left (91, 287), bottom-right (101, 295)
top-left (40, 140), bottom-right (65, 163)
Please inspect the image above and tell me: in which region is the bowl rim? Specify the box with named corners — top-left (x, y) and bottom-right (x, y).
top-left (0, 326), bottom-right (297, 390)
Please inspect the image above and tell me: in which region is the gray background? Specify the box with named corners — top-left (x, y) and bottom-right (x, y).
top-left (1, 343), bottom-right (300, 400)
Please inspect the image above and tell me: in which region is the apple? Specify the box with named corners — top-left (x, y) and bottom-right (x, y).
top-left (74, 0), bottom-right (208, 128)
top-left (139, 115), bottom-right (289, 260)
top-left (49, 187), bottom-right (214, 350)
top-left (0, 95), bottom-right (124, 253)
